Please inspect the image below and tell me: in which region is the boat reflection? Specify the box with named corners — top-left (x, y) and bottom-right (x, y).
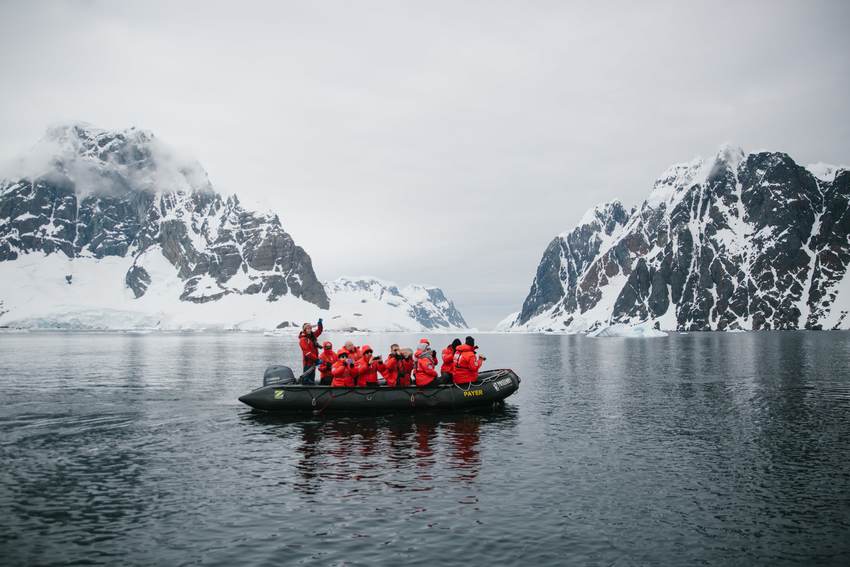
top-left (242, 408), bottom-right (517, 494)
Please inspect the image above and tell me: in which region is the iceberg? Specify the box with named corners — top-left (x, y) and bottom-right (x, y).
top-left (588, 323), bottom-right (668, 338)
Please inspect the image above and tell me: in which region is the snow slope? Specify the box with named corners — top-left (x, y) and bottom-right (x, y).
top-left (322, 277), bottom-right (470, 332)
top-left (0, 123), bottom-right (471, 332)
top-left (0, 257), bottom-right (471, 332)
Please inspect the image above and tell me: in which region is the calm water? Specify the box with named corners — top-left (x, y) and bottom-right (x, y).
top-left (1, 331), bottom-right (849, 566)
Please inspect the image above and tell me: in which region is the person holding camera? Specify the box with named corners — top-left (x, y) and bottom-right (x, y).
top-left (317, 341), bottom-right (337, 386)
top-left (380, 344), bottom-right (401, 385)
top-left (342, 340), bottom-right (362, 361)
top-left (452, 336), bottom-right (486, 385)
top-left (384, 344), bottom-right (414, 387)
top-left (331, 350), bottom-right (359, 388)
top-left (356, 345), bottom-right (385, 388)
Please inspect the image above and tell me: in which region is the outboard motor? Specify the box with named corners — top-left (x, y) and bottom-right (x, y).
top-left (263, 365), bottom-right (296, 386)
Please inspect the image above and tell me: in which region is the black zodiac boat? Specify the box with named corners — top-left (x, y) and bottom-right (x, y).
top-left (238, 366), bottom-right (521, 413)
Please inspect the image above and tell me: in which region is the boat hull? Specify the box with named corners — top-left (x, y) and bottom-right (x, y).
top-left (239, 369), bottom-right (521, 413)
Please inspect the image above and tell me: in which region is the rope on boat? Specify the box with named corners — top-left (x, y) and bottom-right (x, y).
top-left (307, 369), bottom-right (514, 414)
top-left (451, 369), bottom-right (511, 391)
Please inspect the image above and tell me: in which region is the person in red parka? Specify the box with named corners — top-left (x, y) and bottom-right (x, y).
top-left (452, 336), bottom-right (486, 385)
top-left (414, 338), bottom-right (430, 358)
top-left (343, 340), bottom-right (362, 361)
top-left (440, 338), bottom-right (462, 382)
top-left (298, 318), bottom-right (323, 384)
top-left (384, 346), bottom-right (414, 387)
top-left (356, 345), bottom-right (385, 387)
top-left (331, 350), bottom-right (359, 388)
top-left (414, 346), bottom-right (439, 387)
top-left (380, 343), bottom-right (401, 383)
top-left (317, 341), bottom-right (337, 386)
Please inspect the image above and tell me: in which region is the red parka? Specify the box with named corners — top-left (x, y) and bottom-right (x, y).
top-left (331, 356), bottom-right (359, 388)
top-left (356, 345), bottom-right (385, 387)
top-left (384, 355), bottom-right (414, 387)
top-left (344, 344), bottom-right (362, 362)
top-left (298, 322), bottom-right (323, 366)
top-left (317, 343), bottom-right (338, 379)
top-left (452, 345), bottom-right (483, 385)
top-left (441, 346), bottom-right (456, 375)
top-left (415, 355), bottom-right (438, 387)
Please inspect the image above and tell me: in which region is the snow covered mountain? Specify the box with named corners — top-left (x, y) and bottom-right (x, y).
top-left (0, 123), bottom-right (468, 331)
top-left (323, 277), bottom-right (468, 332)
top-left (501, 145), bottom-right (850, 332)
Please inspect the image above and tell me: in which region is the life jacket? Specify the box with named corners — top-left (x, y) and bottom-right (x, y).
top-left (331, 355), bottom-right (359, 388)
top-left (452, 344), bottom-right (482, 385)
top-left (298, 323), bottom-right (323, 365)
top-left (415, 355), bottom-right (438, 387)
top-left (441, 346), bottom-right (456, 375)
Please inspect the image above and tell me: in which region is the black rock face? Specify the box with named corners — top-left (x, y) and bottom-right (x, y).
top-left (0, 124), bottom-right (329, 309)
top-left (512, 148), bottom-right (850, 331)
top-left (518, 201), bottom-right (631, 325)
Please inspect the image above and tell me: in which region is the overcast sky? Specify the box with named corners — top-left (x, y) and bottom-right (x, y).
top-left (1, 1), bottom-right (848, 328)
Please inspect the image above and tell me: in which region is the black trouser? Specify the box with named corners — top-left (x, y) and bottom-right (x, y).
top-left (302, 362), bottom-right (316, 385)
top-left (319, 376), bottom-right (331, 386)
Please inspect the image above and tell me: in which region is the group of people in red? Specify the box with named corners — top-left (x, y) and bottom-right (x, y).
top-left (298, 319), bottom-right (486, 388)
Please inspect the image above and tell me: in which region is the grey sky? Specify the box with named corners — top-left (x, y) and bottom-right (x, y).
top-left (1, 0), bottom-right (848, 328)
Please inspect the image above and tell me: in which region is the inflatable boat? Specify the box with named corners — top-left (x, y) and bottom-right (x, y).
top-left (238, 366), bottom-right (521, 413)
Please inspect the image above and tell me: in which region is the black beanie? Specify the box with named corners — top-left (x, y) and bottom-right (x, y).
top-left (451, 338), bottom-right (462, 349)
top-left (465, 336), bottom-right (475, 347)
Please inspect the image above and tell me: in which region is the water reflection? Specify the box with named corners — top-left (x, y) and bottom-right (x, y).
top-left (242, 409), bottom-right (517, 495)
top-left (3, 332), bottom-right (849, 566)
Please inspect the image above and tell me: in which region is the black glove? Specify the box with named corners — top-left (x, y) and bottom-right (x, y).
top-left (317, 318), bottom-right (323, 326)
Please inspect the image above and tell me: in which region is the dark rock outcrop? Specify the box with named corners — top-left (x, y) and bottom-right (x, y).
top-left (0, 123), bottom-right (329, 309)
top-left (507, 146), bottom-right (850, 332)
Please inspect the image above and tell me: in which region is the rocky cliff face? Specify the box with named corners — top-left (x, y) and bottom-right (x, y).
top-left (0, 123), bottom-right (329, 309)
top-left (504, 145), bottom-right (850, 332)
top-left (0, 123), bottom-right (471, 331)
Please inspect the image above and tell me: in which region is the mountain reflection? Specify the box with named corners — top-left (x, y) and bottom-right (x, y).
top-left (243, 409), bottom-right (517, 494)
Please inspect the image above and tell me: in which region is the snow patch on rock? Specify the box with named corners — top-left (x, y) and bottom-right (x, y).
top-left (502, 144), bottom-right (850, 333)
top-left (806, 162), bottom-right (847, 183)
